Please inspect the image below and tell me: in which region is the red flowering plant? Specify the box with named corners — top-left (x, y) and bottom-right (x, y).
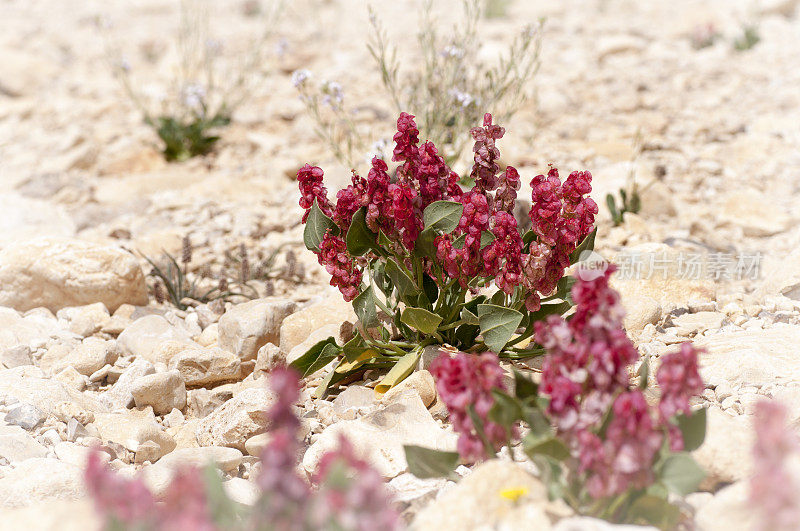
top-left (293, 112), bottom-right (598, 397)
top-left (405, 268), bottom-right (708, 529)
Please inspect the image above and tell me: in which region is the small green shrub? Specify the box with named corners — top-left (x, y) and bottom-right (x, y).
top-left (733, 24), bottom-right (760, 51)
top-left (145, 237), bottom-right (299, 310)
top-left (606, 186), bottom-right (641, 226)
top-left (149, 113), bottom-right (231, 162)
top-left (102, 0), bottom-right (283, 161)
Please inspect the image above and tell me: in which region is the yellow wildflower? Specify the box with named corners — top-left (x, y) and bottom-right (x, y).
top-left (499, 486), bottom-right (529, 502)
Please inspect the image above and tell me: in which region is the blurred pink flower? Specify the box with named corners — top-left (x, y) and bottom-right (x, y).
top-left (751, 400), bottom-right (800, 531)
top-left (160, 467), bottom-right (216, 531)
top-left (535, 266), bottom-right (638, 433)
top-left (656, 343), bottom-right (704, 420)
top-left (312, 436), bottom-right (401, 531)
top-left (86, 368), bottom-right (399, 531)
top-left (85, 450), bottom-right (158, 528)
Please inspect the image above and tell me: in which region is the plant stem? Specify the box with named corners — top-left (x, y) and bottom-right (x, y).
top-left (434, 277), bottom-right (459, 313)
top-left (444, 288), bottom-right (467, 324)
top-left (438, 319), bottom-right (467, 331)
top-left (368, 271), bottom-right (395, 316)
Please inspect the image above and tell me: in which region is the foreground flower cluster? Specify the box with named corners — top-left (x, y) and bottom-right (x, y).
top-left (534, 266), bottom-right (705, 499)
top-left (86, 368), bottom-right (399, 531)
top-left (417, 268), bottom-right (708, 527)
top-left (295, 111), bottom-right (598, 397)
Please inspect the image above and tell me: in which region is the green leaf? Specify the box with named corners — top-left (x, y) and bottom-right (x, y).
top-left (531, 455), bottom-right (566, 501)
top-left (676, 408), bottom-right (707, 452)
top-left (626, 494), bottom-right (680, 528)
top-left (303, 200), bottom-right (338, 252)
top-left (498, 347), bottom-right (547, 360)
top-left (459, 174), bottom-right (476, 189)
top-left (415, 291), bottom-right (432, 308)
top-left (606, 193), bottom-right (618, 219)
top-left (568, 228), bottom-right (597, 263)
top-left (401, 307), bottom-right (443, 335)
top-left (422, 274), bottom-right (439, 305)
top-left (480, 231), bottom-right (495, 249)
top-left (529, 300), bottom-right (571, 322)
top-left (454, 324), bottom-right (480, 348)
top-left (336, 348), bottom-right (378, 373)
top-left (345, 207), bottom-right (376, 256)
top-left (352, 286), bottom-right (379, 328)
top-left (553, 275), bottom-right (576, 299)
top-left (522, 230), bottom-right (536, 246)
top-left (385, 260), bottom-right (418, 300)
top-left (461, 307), bottom-right (479, 325)
top-left (597, 402), bottom-right (615, 438)
top-left (202, 463), bottom-right (244, 526)
top-left (658, 453), bottom-right (705, 496)
top-left (488, 390), bottom-right (524, 432)
top-left (463, 295), bottom-right (487, 313)
top-left (404, 445), bottom-right (460, 480)
top-left (477, 304), bottom-right (524, 352)
top-left (524, 407), bottom-right (552, 437)
top-left (342, 335), bottom-right (369, 362)
top-left (522, 433), bottom-right (570, 460)
top-left (371, 261), bottom-right (391, 297)
top-left (306, 343), bottom-right (341, 376)
top-left (513, 369), bottom-right (538, 401)
top-left (378, 229), bottom-right (394, 248)
top-left (423, 200), bottom-right (464, 234)
top-left (466, 404), bottom-right (495, 457)
top-left (452, 233), bottom-right (466, 250)
top-left (645, 482), bottom-right (669, 499)
top-left (630, 189), bottom-right (642, 213)
top-left (288, 337), bottom-right (340, 377)
top-left (638, 356), bottom-right (649, 389)
top-left (414, 227), bottom-right (437, 259)
top-left (313, 367), bottom-right (339, 399)
top-left (375, 349), bottom-right (422, 396)
top-left (490, 290), bottom-right (506, 306)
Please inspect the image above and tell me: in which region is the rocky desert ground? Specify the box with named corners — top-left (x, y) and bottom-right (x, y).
top-left (1, 0), bottom-right (800, 529)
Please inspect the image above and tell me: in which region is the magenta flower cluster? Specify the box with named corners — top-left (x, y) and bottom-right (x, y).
top-left (751, 400), bottom-right (800, 531)
top-left (298, 112), bottom-right (597, 306)
top-left (656, 342), bottom-right (704, 421)
top-left (253, 367), bottom-right (313, 529)
top-left (254, 368), bottom-right (400, 531)
top-left (317, 232), bottom-right (363, 302)
top-left (85, 452), bottom-right (214, 531)
top-left (430, 351), bottom-right (514, 462)
top-left (534, 267), bottom-right (704, 499)
top-left (535, 265), bottom-right (638, 434)
top-left (527, 167), bottom-right (597, 309)
top-left (85, 368), bottom-right (399, 531)
top-left (312, 436), bottom-right (401, 531)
